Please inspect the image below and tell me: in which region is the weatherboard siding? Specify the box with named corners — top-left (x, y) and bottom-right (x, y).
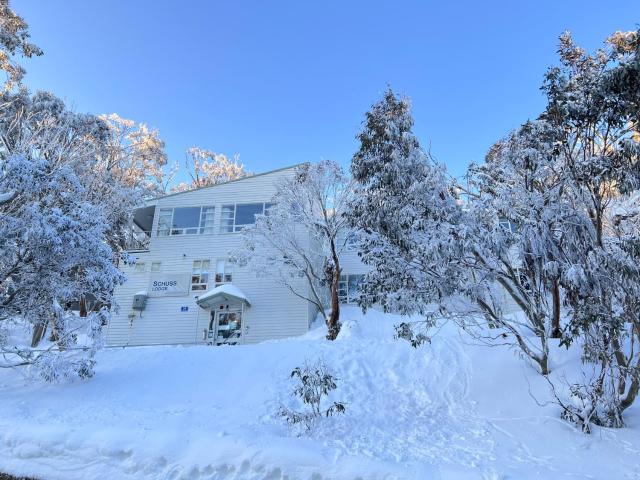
top-left (339, 248), bottom-right (370, 276)
top-left (107, 167), bottom-right (311, 346)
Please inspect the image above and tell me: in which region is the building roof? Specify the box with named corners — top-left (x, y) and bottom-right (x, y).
top-left (156, 162), bottom-right (307, 201)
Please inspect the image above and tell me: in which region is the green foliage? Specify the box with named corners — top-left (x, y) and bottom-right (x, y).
top-left (278, 360), bottom-right (345, 431)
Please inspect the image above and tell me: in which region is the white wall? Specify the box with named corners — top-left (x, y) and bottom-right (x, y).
top-left (107, 166), bottom-right (311, 346)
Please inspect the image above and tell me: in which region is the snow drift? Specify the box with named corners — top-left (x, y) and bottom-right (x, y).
top-left (0, 307), bottom-right (638, 479)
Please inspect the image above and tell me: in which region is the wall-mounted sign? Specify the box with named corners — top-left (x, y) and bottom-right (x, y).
top-left (148, 273), bottom-right (190, 297)
top-left (180, 306), bottom-right (189, 312)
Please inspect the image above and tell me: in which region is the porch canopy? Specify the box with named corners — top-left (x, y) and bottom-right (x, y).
top-left (196, 284), bottom-right (251, 309)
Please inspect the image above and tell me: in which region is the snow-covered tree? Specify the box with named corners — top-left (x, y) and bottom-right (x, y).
top-left (0, 0), bottom-right (42, 90)
top-left (232, 160), bottom-right (353, 340)
top-left (348, 88), bottom-right (465, 317)
top-left (0, 92), bottom-right (136, 378)
top-left (536, 30), bottom-right (640, 428)
top-left (99, 113), bottom-right (168, 198)
top-left (460, 119), bottom-right (583, 374)
top-left (349, 90), bottom-right (564, 375)
top-left (0, 154), bottom-right (124, 380)
top-left (172, 147), bottom-right (249, 193)
top-left (0, 2), bottom-right (153, 380)
top-left (0, 88), bottom-right (168, 340)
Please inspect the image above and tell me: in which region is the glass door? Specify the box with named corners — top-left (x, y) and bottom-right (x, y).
top-left (214, 309), bottom-right (242, 344)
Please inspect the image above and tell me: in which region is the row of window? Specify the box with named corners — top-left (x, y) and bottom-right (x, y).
top-left (191, 259), bottom-right (232, 291)
top-left (133, 259), bottom-right (363, 303)
top-left (133, 259), bottom-right (232, 291)
top-left (134, 261), bottom-right (162, 273)
top-left (157, 203), bottom-right (273, 237)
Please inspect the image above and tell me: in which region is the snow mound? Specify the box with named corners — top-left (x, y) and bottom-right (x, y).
top-left (0, 307), bottom-right (638, 479)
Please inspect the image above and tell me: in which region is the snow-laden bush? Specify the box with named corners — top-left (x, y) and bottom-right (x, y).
top-left (395, 320), bottom-right (432, 348)
top-left (279, 360), bottom-right (345, 431)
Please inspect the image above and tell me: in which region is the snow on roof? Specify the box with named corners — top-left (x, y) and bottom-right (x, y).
top-left (197, 284), bottom-right (250, 306)
top-left (135, 290), bottom-right (148, 297)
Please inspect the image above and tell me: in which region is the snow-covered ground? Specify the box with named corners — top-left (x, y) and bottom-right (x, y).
top-left (0, 307), bottom-right (638, 480)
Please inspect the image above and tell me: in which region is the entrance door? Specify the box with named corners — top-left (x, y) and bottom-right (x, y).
top-left (209, 308), bottom-right (242, 344)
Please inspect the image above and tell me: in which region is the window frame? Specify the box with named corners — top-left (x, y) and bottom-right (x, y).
top-left (214, 259), bottom-right (233, 286)
top-left (338, 274), bottom-right (364, 304)
top-left (191, 259), bottom-right (211, 291)
top-left (157, 206), bottom-right (215, 237)
top-left (219, 202), bottom-right (272, 233)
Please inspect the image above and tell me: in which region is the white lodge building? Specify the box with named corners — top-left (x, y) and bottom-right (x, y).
top-left (106, 164), bottom-right (368, 347)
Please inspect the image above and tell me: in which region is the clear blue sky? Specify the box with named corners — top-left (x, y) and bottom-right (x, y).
top-left (15, 1), bottom-right (639, 182)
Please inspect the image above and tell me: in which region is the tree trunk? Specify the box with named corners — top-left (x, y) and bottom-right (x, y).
top-left (538, 351), bottom-right (550, 376)
top-left (620, 371), bottom-right (639, 413)
top-left (618, 330), bottom-right (640, 414)
top-left (79, 295), bottom-right (87, 318)
top-left (326, 268), bottom-right (341, 340)
top-left (326, 239), bottom-right (342, 341)
top-left (551, 279), bottom-right (562, 338)
top-left (30, 323), bottom-right (47, 348)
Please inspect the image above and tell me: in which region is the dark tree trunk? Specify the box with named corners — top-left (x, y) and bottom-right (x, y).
top-left (326, 239), bottom-right (342, 341)
top-left (551, 279), bottom-right (562, 338)
top-left (326, 271), bottom-right (341, 340)
top-left (79, 295), bottom-right (87, 318)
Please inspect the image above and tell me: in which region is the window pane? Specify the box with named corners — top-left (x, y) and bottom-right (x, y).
top-left (151, 262), bottom-right (161, 272)
top-left (348, 275), bottom-right (363, 303)
top-left (157, 209), bottom-right (172, 236)
top-left (216, 259), bottom-right (225, 274)
top-left (215, 259), bottom-right (232, 284)
top-left (338, 275), bottom-right (348, 303)
top-left (172, 207), bottom-right (201, 230)
top-left (200, 206), bottom-right (215, 234)
top-left (220, 205), bottom-right (235, 233)
top-left (217, 312), bottom-right (241, 339)
top-left (192, 259), bottom-right (209, 290)
top-left (235, 203), bottom-right (264, 228)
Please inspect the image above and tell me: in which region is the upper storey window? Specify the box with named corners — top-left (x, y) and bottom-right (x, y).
top-left (157, 206), bottom-right (215, 236)
top-left (220, 203), bottom-right (273, 233)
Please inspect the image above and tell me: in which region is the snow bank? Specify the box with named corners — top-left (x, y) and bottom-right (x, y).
top-left (0, 307), bottom-right (638, 479)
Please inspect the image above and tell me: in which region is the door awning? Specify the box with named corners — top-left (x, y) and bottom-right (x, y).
top-left (196, 284), bottom-right (251, 309)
